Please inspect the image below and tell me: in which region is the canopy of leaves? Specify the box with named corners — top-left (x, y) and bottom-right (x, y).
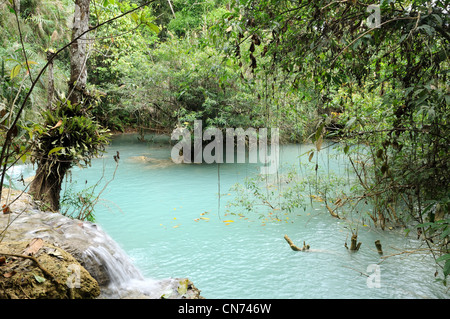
top-left (210, 0), bottom-right (449, 281)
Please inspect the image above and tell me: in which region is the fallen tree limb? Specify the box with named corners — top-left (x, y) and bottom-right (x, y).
top-left (343, 265), bottom-right (369, 277)
top-left (0, 252), bottom-right (55, 281)
top-left (326, 204), bottom-right (341, 219)
top-left (284, 235), bottom-right (310, 251)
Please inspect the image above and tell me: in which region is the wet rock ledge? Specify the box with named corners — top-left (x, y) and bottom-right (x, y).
top-left (0, 189), bottom-right (202, 299)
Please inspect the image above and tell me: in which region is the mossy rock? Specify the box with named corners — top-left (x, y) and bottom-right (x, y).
top-left (0, 241), bottom-right (100, 299)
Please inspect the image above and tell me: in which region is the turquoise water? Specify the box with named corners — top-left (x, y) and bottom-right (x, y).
top-left (30, 134), bottom-right (449, 298)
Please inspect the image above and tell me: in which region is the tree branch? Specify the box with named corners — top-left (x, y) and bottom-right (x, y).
top-left (0, 0), bottom-right (159, 197)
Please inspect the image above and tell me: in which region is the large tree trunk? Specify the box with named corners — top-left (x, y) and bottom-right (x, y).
top-left (29, 160), bottom-right (71, 212)
top-left (46, 50), bottom-right (55, 110)
top-left (13, 0), bottom-right (20, 15)
top-left (30, 0), bottom-right (90, 212)
top-left (68, 0), bottom-right (90, 106)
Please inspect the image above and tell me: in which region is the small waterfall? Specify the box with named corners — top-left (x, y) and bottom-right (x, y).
top-left (83, 246), bottom-right (145, 288)
top-left (78, 223), bottom-right (173, 298)
top-left (0, 197), bottom-right (198, 299)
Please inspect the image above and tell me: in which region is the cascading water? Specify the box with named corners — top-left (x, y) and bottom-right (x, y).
top-left (0, 190), bottom-right (200, 299)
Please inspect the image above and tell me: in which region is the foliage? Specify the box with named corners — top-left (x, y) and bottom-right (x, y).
top-left (0, 0), bottom-right (71, 112)
top-left (212, 0), bottom-right (449, 281)
top-left (60, 181), bottom-right (98, 222)
top-left (227, 146), bottom-right (351, 220)
top-left (0, 0), bottom-right (73, 192)
top-left (89, 0), bottom-right (317, 142)
top-left (60, 160), bottom-right (118, 222)
top-left (150, 0), bottom-right (228, 37)
top-left (228, 165), bottom-right (308, 217)
top-left (87, 0), bottom-right (160, 131)
top-left (29, 99), bottom-right (110, 169)
top-left (151, 37), bottom-right (262, 130)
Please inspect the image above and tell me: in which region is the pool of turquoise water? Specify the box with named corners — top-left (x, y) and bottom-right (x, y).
top-left (16, 133), bottom-right (449, 299)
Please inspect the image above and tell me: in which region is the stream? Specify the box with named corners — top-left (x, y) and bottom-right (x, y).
top-left (11, 133), bottom-right (449, 299)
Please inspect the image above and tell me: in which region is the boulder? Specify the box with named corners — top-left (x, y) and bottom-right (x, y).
top-left (0, 188), bottom-right (203, 299)
top-left (0, 240), bottom-right (100, 299)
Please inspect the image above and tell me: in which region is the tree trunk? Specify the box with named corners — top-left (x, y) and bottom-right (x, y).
top-left (29, 160), bottom-right (71, 212)
top-left (375, 240), bottom-right (383, 255)
top-left (13, 0), bottom-right (20, 15)
top-left (30, 0), bottom-right (90, 211)
top-left (47, 50), bottom-right (55, 110)
top-left (284, 235), bottom-right (310, 252)
top-left (349, 234), bottom-right (362, 252)
top-left (68, 0), bottom-right (90, 106)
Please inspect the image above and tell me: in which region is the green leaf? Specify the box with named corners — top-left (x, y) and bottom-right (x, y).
top-left (10, 64), bottom-right (21, 79)
top-left (441, 228), bottom-right (450, 239)
top-left (417, 24), bottom-right (435, 36)
top-left (343, 144), bottom-right (350, 154)
top-left (416, 222), bottom-right (434, 228)
top-left (315, 122), bottom-right (325, 141)
top-left (436, 254), bottom-right (450, 263)
top-left (145, 22), bottom-right (160, 34)
top-left (34, 274), bottom-right (46, 283)
top-left (130, 12), bottom-right (139, 23)
top-left (48, 146), bottom-right (64, 156)
top-left (432, 14), bottom-right (442, 26)
top-left (23, 60), bottom-right (38, 67)
top-left (444, 259), bottom-right (450, 277)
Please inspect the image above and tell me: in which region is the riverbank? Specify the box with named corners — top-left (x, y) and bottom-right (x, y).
top-left (0, 188), bottom-right (203, 299)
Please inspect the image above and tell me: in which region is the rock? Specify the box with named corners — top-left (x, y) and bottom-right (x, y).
top-left (0, 195), bottom-right (125, 288)
top-left (100, 278), bottom-right (204, 299)
top-left (0, 240), bottom-right (100, 299)
top-left (0, 188), bottom-right (203, 299)
top-left (127, 155), bottom-right (175, 169)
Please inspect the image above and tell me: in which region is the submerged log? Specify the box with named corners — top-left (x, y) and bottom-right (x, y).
top-left (345, 234), bottom-right (362, 252)
top-left (350, 234), bottom-right (362, 251)
top-left (284, 235), bottom-right (310, 251)
top-left (375, 240), bottom-right (383, 255)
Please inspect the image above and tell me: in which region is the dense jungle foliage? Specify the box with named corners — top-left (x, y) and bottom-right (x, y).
top-left (0, 0), bottom-right (448, 284)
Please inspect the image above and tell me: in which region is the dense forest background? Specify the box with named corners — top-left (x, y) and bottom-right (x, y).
top-left (0, 0), bottom-right (448, 284)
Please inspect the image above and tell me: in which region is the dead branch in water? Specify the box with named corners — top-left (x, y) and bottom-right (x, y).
top-left (284, 235), bottom-right (310, 251)
top-left (345, 234), bottom-right (362, 252)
